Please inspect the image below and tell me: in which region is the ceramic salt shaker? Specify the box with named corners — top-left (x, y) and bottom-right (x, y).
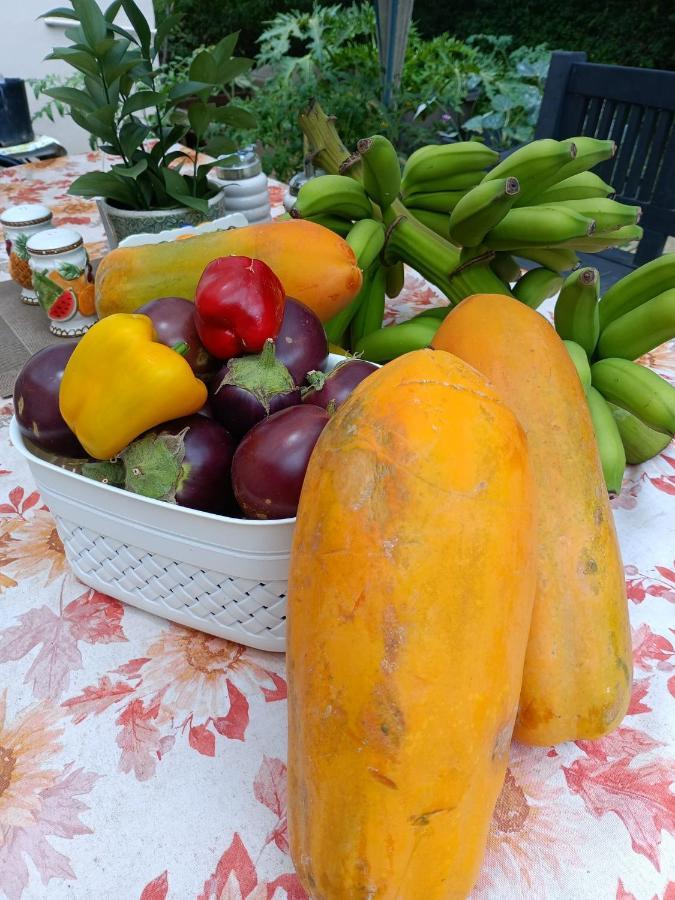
top-left (212, 146), bottom-right (272, 224)
top-left (27, 227), bottom-right (96, 337)
top-left (0, 203), bottom-right (53, 304)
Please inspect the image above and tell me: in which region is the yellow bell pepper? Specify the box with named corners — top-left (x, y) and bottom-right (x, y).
top-left (59, 313), bottom-right (208, 460)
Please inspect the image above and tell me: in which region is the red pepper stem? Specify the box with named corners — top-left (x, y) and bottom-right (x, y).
top-left (172, 341), bottom-right (190, 356)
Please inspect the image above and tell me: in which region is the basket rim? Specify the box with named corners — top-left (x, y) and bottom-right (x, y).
top-left (9, 416), bottom-right (299, 528)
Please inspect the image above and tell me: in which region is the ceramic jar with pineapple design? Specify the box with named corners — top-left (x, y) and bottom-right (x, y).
top-left (0, 204), bottom-right (53, 304)
top-left (27, 227), bottom-right (97, 337)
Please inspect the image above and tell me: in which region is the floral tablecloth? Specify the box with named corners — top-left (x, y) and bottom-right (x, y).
top-left (0, 155), bottom-right (674, 900)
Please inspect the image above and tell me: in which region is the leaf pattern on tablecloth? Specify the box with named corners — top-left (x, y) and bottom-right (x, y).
top-left (254, 756), bottom-right (289, 854)
top-left (626, 565), bottom-right (675, 605)
top-left (627, 677), bottom-right (653, 716)
top-left (197, 832), bottom-right (306, 900)
top-left (140, 870), bottom-right (169, 900)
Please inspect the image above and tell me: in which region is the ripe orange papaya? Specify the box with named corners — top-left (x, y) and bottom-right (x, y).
top-left (287, 349), bottom-right (536, 898)
top-left (95, 219), bottom-right (362, 322)
top-left (432, 293), bottom-right (632, 745)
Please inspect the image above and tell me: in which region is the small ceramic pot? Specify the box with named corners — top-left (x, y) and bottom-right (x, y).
top-left (27, 227), bottom-right (97, 337)
top-left (0, 203), bottom-right (53, 304)
top-left (96, 186), bottom-right (228, 249)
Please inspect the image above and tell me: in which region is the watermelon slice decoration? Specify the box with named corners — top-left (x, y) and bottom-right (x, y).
top-left (33, 269), bottom-right (78, 321)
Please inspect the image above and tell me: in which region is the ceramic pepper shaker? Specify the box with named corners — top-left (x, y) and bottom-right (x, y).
top-left (0, 203), bottom-right (53, 304)
top-left (27, 227), bottom-right (97, 337)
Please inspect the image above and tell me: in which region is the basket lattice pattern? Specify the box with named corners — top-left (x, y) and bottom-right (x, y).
top-left (57, 519), bottom-right (288, 640)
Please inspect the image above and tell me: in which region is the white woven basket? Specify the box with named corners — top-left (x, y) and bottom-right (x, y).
top-left (9, 386), bottom-right (325, 651)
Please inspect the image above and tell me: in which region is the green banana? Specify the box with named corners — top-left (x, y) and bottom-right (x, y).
top-left (598, 253), bottom-right (675, 329)
top-left (563, 339), bottom-right (592, 393)
top-left (302, 213), bottom-right (353, 237)
top-left (402, 190), bottom-right (465, 213)
top-left (385, 261), bottom-right (405, 298)
top-left (481, 139), bottom-right (575, 203)
top-left (324, 261), bottom-right (381, 346)
top-left (534, 172), bottom-right (615, 203)
top-left (409, 305), bottom-right (452, 322)
top-left (350, 264), bottom-right (387, 346)
top-left (353, 318), bottom-right (440, 362)
top-left (483, 205), bottom-right (595, 251)
top-left (553, 136), bottom-right (616, 183)
top-left (608, 402), bottom-right (673, 464)
top-left (295, 174), bottom-right (372, 221)
top-left (540, 198), bottom-right (641, 232)
top-left (491, 252), bottom-right (523, 283)
top-left (513, 247), bottom-right (580, 274)
top-left (591, 357), bottom-right (675, 434)
top-left (401, 170), bottom-right (483, 197)
top-left (357, 134), bottom-right (401, 212)
top-left (553, 267), bottom-right (600, 356)
top-left (345, 218), bottom-right (386, 271)
top-left (401, 142), bottom-right (499, 191)
top-left (560, 224), bottom-right (643, 252)
top-left (586, 386), bottom-right (626, 495)
top-left (448, 177), bottom-right (521, 247)
top-left (596, 288), bottom-right (675, 360)
top-left (406, 208), bottom-right (451, 240)
top-left (512, 267), bottom-right (563, 308)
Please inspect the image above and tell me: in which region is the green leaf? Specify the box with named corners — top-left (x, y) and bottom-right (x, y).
top-left (68, 171), bottom-right (138, 206)
top-left (71, 0), bottom-right (107, 48)
top-left (38, 7), bottom-right (79, 20)
top-left (189, 50), bottom-right (217, 84)
top-left (154, 13), bottom-right (181, 53)
top-left (112, 159), bottom-right (148, 178)
top-left (188, 101), bottom-right (210, 137)
top-left (69, 108), bottom-right (115, 142)
top-left (83, 75), bottom-right (109, 107)
top-left (48, 47), bottom-right (100, 78)
top-left (121, 90), bottom-right (165, 116)
top-left (212, 32), bottom-right (240, 67)
top-left (165, 191), bottom-right (208, 215)
top-left (168, 81), bottom-right (213, 102)
top-left (120, 0), bottom-right (152, 55)
top-left (215, 57), bottom-right (253, 85)
top-left (104, 0), bottom-right (123, 22)
top-left (119, 119), bottom-right (150, 157)
top-left (43, 86), bottom-right (96, 113)
top-left (57, 261), bottom-right (84, 280)
top-left (211, 104), bottom-right (255, 129)
top-left (202, 136), bottom-right (236, 157)
top-left (162, 166), bottom-right (189, 196)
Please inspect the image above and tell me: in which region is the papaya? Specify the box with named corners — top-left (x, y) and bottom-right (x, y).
top-left (432, 293), bottom-right (632, 745)
top-left (95, 219), bottom-right (362, 322)
top-left (287, 349), bottom-right (536, 899)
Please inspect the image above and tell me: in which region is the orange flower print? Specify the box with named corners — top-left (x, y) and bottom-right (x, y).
top-left (639, 340), bottom-right (675, 382)
top-left (0, 508), bottom-right (67, 585)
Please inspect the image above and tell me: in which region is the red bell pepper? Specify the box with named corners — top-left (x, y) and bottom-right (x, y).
top-left (194, 256), bottom-right (286, 359)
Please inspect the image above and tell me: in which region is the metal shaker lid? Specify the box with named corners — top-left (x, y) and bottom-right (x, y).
top-left (214, 145), bottom-right (262, 180)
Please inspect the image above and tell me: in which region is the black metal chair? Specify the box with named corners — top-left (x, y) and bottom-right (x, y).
top-left (526, 50), bottom-right (675, 286)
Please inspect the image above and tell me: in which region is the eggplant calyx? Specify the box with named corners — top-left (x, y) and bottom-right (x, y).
top-left (302, 368), bottom-right (329, 396)
top-left (81, 459), bottom-right (125, 486)
top-left (121, 429), bottom-right (188, 502)
top-left (216, 338), bottom-right (295, 413)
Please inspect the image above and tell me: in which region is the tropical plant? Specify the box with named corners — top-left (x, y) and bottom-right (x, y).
top-left (39, 0), bottom-right (255, 211)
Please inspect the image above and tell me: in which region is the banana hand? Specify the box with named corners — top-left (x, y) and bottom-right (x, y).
top-left (559, 223), bottom-right (643, 252)
top-left (406, 207), bottom-right (451, 240)
top-left (539, 198), bottom-right (640, 232)
top-left (357, 135), bottom-right (401, 212)
top-left (513, 267), bottom-right (563, 308)
top-left (354, 318), bottom-right (440, 362)
top-left (563, 339), bottom-right (592, 393)
top-left (553, 266), bottom-right (600, 355)
top-left (324, 262), bottom-right (382, 347)
top-left (385, 261), bottom-right (405, 298)
top-left (598, 252), bottom-right (675, 329)
top-left (481, 139), bottom-right (575, 204)
top-left (350, 264), bottom-right (387, 346)
top-left (512, 247), bottom-right (580, 274)
top-left (591, 358), bottom-right (675, 434)
top-left (295, 174), bottom-right (372, 220)
top-left (608, 402), bottom-right (673, 464)
top-left (491, 252), bottom-right (523, 283)
top-left (401, 170), bottom-right (483, 197)
top-left (586, 386), bottom-right (626, 495)
top-left (483, 205), bottom-right (595, 250)
top-left (401, 142), bottom-right (499, 192)
top-left (345, 218), bottom-right (386, 271)
top-left (553, 136), bottom-right (616, 183)
top-left (402, 190), bottom-right (465, 213)
top-left (534, 171), bottom-right (615, 203)
top-left (302, 213), bottom-right (353, 237)
top-left (448, 177), bottom-right (520, 247)
top-left (596, 288), bottom-right (675, 361)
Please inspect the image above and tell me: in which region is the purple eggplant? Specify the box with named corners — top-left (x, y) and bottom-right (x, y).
top-left (121, 415), bottom-right (236, 514)
top-left (302, 358), bottom-right (378, 410)
top-left (13, 342), bottom-right (86, 457)
top-left (209, 339), bottom-right (300, 439)
top-left (232, 405), bottom-right (329, 519)
top-left (273, 297), bottom-right (328, 384)
top-left (136, 296), bottom-right (218, 379)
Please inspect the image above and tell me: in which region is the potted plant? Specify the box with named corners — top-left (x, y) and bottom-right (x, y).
top-left (40, 0), bottom-right (256, 246)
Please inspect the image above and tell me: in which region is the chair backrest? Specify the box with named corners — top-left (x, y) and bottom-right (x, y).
top-left (535, 51), bottom-right (675, 265)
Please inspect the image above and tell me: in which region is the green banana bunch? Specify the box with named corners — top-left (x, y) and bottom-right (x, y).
top-left (483, 206), bottom-right (595, 251)
top-left (385, 261), bottom-right (405, 298)
top-left (513, 267), bottom-right (563, 308)
top-left (401, 142), bottom-right (499, 192)
top-left (401, 170), bottom-right (483, 197)
top-left (302, 213), bottom-right (353, 237)
top-left (591, 357), bottom-right (675, 434)
top-left (491, 253), bottom-right (523, 283)
top-left (553, 136), bottom-right (616, 183)
top-left (402, 190), bottom-right (465, 213)
top-left (512, 247), bottom-right (580, 274)
top-left (553, 267), bottom-right (600, 356)
top-left (539, 198), bottom-right (641, 232)
top-left (448, 177), bottom-right (521, 247)
top-left (353, 317), bottom-right (440, 362)
top-left (345, 218), bottom-right (386, 271)
top-left (295, 174), bottom-right (372, 221)
top-left (324, 261), bottom-right (381, 346)
top-left (560, 223), bottom-right (643, 252)
top-left (406, 208), bottom-right (451, 240)
top-left (357, 135), bottom-right (401, 212)
top-left (563, 339), bottom-right (592, 392)
top-left (481, 139), bottom-right (575, 203)
top-left (586, 386), bottom-right (626, 495)
top-left (350, 264), bottom-right (387, 346)
top-left (598, 253), bottom-right (675, 328)
top-left (409, 305), bottom-right (452, 322)
top-left (608, 402), bottom-right (673, 464)
top-left (596, 288), bottom-right (675, 361)
top-left (535, 172), bottom-right (615, 203)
